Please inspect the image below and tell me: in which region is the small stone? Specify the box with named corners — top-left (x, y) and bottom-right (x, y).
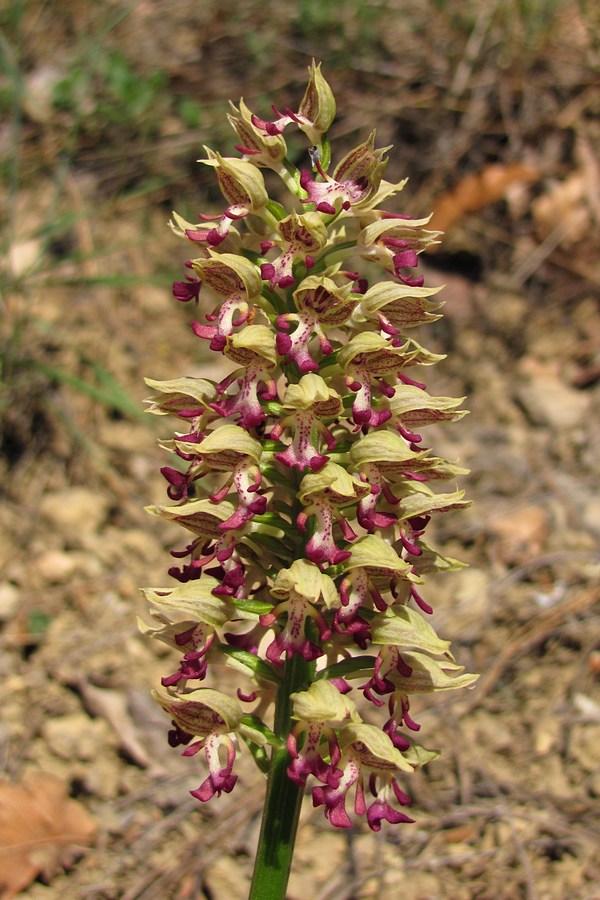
top-left (588, 772), bottom-right (600, 797)
top-left (534, 718), bottom-right (560, 755)
top-left (517, 376), bottom-right (590, 429)
top-left (568, 723), bottom-right (600, 774)
top-left (7, 239), bottom-right (42, 278)
top-left (36, 550), bottom-right (77, 584)
top-left (0, 583), bottom-right (19, 621)
top-left (488, 505), bottom-right (550, 564)
top-left (23, 65), bottom-right (64, 124)
top-left (202, 855), bottom-right (248, 900)
top-left (42, 714), bottom-right (112, 761)
top-left (582, 496), bottom-right (600, 534)
top-left (79, 755), bottom-right (122, 800)
top-left (40, 488), bottom-right (110, 543)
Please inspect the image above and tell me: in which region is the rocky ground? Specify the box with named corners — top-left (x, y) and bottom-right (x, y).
top-left (1, 2), bottom-right (600, 898)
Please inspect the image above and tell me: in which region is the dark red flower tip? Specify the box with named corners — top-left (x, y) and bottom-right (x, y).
top-left (260, 262), bottom-right (276, 280)
top-left (276, 332), bottom-right (293, 354)
top-left (173, 278), bottom-right (201, 303)
top-left (316, 201), bottom-right (337, 215)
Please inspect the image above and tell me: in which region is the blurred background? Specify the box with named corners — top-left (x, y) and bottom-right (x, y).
top-left (1, 1), bottom-right (599, 897)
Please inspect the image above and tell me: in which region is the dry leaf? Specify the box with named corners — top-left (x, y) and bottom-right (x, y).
top-left (532, 136), bottom-right (600, 251)
top-left (77, 681), bottom-right (166, 776)
top-left (428, 163), bottom-right (539, 238)
top-left (441, 823), bottom-right (477, 844)
top-left (0, 772), bottom-right (96, 897)
top-left (532, 172), bottom-right (590, 247)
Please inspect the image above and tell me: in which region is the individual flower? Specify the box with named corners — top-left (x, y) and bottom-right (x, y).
top-left (335, 535), bottom-right (419, 646)
top-left (210, 325), bottom-right (278, 428)
top-left (300, 132), bottom-right (394, 214)
top-left (287, 680), bottom-right (361, 786)
top-left (140, 578), bottom-right (233, 686)
top-left (251, 60), bottom-right (336, 146)
top-left (177, 425), bottom-right (266, 530)
top-left (362, 648), bottom-right (478, 728)
top-left (169, 210), bottom-right (242, 253)
top-left (359, 215), bottom-right (439, 286)
top-left (259, 559), bottom-right (337, 662)
top-left (143, 376), bottom-right (219, 452)
top-left (153, 688), bottom-right (243, 801)
top-left (349, 430), bottom-right (433, 532)
top-left (276, 275), bottom-right (358, 373)
top-left (296, 463), bottom-right (369, 567)
top-left (188, 252), bottom-right (263, 351)
top-left (270, 374), bottom-right (342, 471)
top-left (359, 280), bottom-right (445, 338)
top-left (228, 97), bottom-right (288, 168)
top-left (311, 723), bottom-right (414, 830)
top-left (260, 211), bottom-right (327, 290)
top-left (184, 152), bottom-right (269, 247)
top-left (337, 333), bottom-right (421, 426)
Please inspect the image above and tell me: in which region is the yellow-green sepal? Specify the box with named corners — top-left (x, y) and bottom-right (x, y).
top-left (152, 687), bottom-right (243, 736)
top-left (146, 498), bottom-right (236, 536)
top-left (290, 679), bottom-right (361, 726)
top-left (270, 558), bottom-right (339, 610)
top-left (342, 534), bottom-right (417, 581)
top-left (370, 606), bottom-right (453, 657)
top-left (387, 651), bottom-right (479, 694)
top-left (141, 579), bottom-right (232, 626)
top-left (340, 723), bottom-right (414, 773)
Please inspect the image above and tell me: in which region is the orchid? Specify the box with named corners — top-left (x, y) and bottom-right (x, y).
top-left (142, 62), bottom-right (475, 899)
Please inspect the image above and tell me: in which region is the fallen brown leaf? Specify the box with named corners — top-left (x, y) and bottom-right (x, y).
top-left (428, 163), bottom-right (539, 238)
top-left (441, 823), bottom-right (477, 844)
top-left (532, 135), bottom-right (600, 252)
top-left (0, 772), bottom-right (96, 897)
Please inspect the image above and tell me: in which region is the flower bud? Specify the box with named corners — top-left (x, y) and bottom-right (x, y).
top-left (191, 251), bottom-right (263, 300)
top-left (228, 97), bottom-right (288, 167)
top-left (201, 150), bottom-right (268, 212)
top-left (298, 60), bottom-right (336, 141)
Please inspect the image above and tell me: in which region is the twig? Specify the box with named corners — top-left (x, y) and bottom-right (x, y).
top-left (463, 587), bottom-right (599, 712)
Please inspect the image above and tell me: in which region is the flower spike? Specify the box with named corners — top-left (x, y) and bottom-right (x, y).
top-left (142, 63), bottom-right (474, 882)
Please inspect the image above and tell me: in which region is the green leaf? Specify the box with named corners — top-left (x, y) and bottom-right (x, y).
top-left (316, 656), bottom-right (378, 682)
top-left (266, 199), bottom-right (287, 220)
top-left (244, 532), bottom-right (294, 559)
top-left (240, 714), bottom-right (281, 748)
top-left (219, 645), bottom-right (281, 683)
top-left (231, 597), bottom-right (274, 616)
top-left (240, 736), bottom-right (271, 774)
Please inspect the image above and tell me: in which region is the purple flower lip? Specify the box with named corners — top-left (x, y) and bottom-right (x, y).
top-left (173, 277), bottom-right (201, 303)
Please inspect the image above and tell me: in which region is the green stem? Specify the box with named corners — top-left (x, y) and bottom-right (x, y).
top-left (249, 653), bottom-right (310, 899)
